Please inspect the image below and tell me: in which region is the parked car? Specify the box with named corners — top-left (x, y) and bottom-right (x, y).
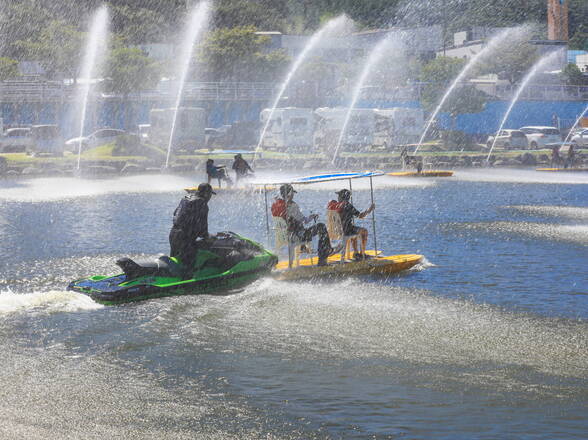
top-left (519, 126), bottom-right (561, 149)
top-left (486, 129), bottom-right (528, 150)
top-left (570, 128), bottom-right (588, 147)
top-left (0, 127), bottom-right (33, 153)
top-left (29, 124), bottom-right (64, 156)
top-left (65, 128), bottom-right (126, 151)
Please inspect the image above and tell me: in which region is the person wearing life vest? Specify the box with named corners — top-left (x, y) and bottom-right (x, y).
top-left (334, 188), bottom-right (375, 260)
top-left (279, 183), bottom-right (339, 266)
top-left (169, 183), bottom-right (216, 278)
top-left (206, 159), bottom-right (232, 188)
top-left (232, 153), bottom-right (254, 185)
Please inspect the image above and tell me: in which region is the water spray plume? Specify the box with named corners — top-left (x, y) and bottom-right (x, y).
top-left (165, 1), bottom-right (211, 169)
top-left (562, 103), bottom-right (588, 146)
top-left (332, 32), bottom-right (401, 165)
top-left (486, 49), bottom-right (563, 162)
top-left (76, 6), bottom-right (109, 171)
top-left (414, 26), bottom-right (530, 155)
top-left (253, 15), bottom-right (349, 164)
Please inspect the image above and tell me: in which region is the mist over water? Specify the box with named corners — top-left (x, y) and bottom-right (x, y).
top-left (1, 172), bottom-right (587, 438)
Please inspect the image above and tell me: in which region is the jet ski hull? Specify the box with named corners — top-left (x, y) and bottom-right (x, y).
top-left (68, 233), bottom-right (277, 305)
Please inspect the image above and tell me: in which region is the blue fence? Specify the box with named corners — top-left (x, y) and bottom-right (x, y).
top-left (1, 98), bottom-right (585, 138)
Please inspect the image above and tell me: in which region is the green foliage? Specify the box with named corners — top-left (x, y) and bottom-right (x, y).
top-left (104, 47), bottom-right (161, 96)
top-left (562, 63), bottom-right (586, 85)
top-left (569, 27), bottom-right (588, 51)
top-left (14, 20), bottom-right (84, 81)
top-left (420, 57), bottom-right (487, 121)
top-left (200, 26), bottom-right (290, 81)
top-left (0, 58), bottom-right (20, 80)
top-left (476, 40), bottom-right (539, 85)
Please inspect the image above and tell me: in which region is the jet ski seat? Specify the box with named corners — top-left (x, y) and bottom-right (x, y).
top-left (116, 255), bottom-right (184, 280)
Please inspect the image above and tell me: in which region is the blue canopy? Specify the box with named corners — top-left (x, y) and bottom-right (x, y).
top-left (285, 171), bottom-right (384, 185)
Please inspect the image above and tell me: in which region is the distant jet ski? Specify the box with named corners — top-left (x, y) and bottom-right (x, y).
top-left (68, 232), bottom-right (277, 305)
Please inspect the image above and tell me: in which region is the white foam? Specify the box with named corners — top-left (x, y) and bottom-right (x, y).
top-left (0, 289), bottom-right (102, 315)
top-left (505, 205), bottom-right (588, 220)
top-left (0, 174), bottom-right (198, 202)
top-left (455, 168), bottom-right (588, 185)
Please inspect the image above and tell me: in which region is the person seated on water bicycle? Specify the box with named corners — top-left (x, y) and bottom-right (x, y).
top-left (334, 189), bottom-right (375, 261)
top-left (206, 159), bottom-right (232, 188)
top-left (169, 183), bottom-right (216, 278)
top-left (279, 184), bottom-right (340, 266)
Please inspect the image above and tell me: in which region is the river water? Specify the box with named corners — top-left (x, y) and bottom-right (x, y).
top-left (0, 169), bottom-right (586, 439)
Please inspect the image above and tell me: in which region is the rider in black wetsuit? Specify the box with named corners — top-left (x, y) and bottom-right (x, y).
top-left (169, 183), bottom-right (216, 277)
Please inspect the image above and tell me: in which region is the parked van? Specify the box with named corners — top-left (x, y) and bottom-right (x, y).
top-left (314, 107), bottom-right (374, 151)
top-left (30, 124), bottom-right (64, 156)
top-left (259, 107), bottom-right (314, 150)
top-left (373, 107), bottom-right (425, 147)
top-left (149, 107), bottom-right (206, 152)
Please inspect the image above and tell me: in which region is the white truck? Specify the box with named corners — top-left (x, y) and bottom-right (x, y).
top-left (259, 107), bottom-right (314, 150)
top-left (313, 107), bottom-right (374, 152)
top-left (313, 107), bottom-right (424, 152)
top-left (149, 107), bottom-right (206, 152)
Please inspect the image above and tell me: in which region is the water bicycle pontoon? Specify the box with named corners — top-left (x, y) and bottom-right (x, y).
top-left (259, 171), bottom-right (424, 280)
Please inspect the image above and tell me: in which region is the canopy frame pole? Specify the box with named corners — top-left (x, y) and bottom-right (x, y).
top-left (369, 175), bottom-right (377, 255)
top-left (263, 185), bottom-right (270, 244)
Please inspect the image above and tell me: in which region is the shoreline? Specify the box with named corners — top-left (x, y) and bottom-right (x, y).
top-left (0, 149), bottom-right (586, 179)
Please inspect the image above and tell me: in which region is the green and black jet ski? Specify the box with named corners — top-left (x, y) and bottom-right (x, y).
top-left (68, 232), bottom-right (277, 305)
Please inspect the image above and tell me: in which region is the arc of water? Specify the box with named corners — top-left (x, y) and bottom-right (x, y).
top-left (253, 15), bottom-right (347, 164)
top-left (76, 6), bottom-right (109, 170)
top-left (331, 33), bottom-right (399, 165)
top-left (414, 27), bottom-right (526, 155)
top-left (486, 50), bottom-right (562, 162)
top-left (165, 1), bottom-right (211, 169)
top-left (562, 103), bottom-right (588, 145)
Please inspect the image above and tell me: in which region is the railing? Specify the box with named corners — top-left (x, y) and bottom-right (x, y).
top-left (0, 79), bottom-right (586, 103)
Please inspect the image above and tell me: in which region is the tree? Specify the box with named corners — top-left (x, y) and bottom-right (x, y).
top-left (15, 20), bottom-right (85, 81)
top-left (562, 63), bottom-right (586, 86)
top-left (476, 41), bottom-right (539, 85)
top-left (103, 47), bottom-right (161, 128)
top-left (0, 58), bottom-right (20, 80)
top-left (420, 56), bottom-right (487, 131)
top-left (199, 26), bottom-right (290, 81)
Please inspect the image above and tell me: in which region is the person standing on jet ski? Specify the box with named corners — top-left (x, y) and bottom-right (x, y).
top-left (169, 183), bottom-right (216, 277)
top-left (335, 188), bottom-right (375, 260)
top-left (280, 184), bottom-right (339, 266)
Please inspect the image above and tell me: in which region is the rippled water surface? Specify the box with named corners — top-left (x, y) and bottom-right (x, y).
top-left (0, 170), bottom-right (586, 439)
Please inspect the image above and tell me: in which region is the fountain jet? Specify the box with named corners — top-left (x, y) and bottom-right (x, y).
top-left (562, 103), bottom-right (588, 146)
top-left (165, 1), bottom-right (211, 169)
top-left (253, 15), bottom-right (349, 163)
top-left (331, 33), bottom-right (402, 164)
top-left (486, 50), bottom-right (563, 162)
top-left (75, 6), bottom-right (109, 170)
top-left (414, 26), bottom-right (529, 155)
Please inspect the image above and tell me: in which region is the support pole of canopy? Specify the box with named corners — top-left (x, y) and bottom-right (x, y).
top-left (263, 185), bottom-right (270, 244)
top-left (369, 175), bottom-right (377, 255)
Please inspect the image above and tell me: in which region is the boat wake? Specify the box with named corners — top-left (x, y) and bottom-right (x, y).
top-left (0, 289), bottom-right (102, 315)
top-left (451, 221), bottom-right (588, 246)
top-left (455, 168), bottom-right (588, 185)
top-left (149, 278), bottom-right (588, 397)
top-left (504, 205), bottom-right (588, 220)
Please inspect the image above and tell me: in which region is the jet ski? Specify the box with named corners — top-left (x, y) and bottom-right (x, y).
top-left (67, 232), bottom-right (277, 305)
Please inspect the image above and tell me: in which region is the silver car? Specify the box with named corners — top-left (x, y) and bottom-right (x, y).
top-left (519, 126), bottom-right (562, 149)
top-left (486, 129), bottom-right (528, 150)
top-left (570, 128), bottom-right (588, 147)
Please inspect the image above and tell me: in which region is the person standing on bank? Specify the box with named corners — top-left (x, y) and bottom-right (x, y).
top-left (169, 183), bottom-right (216, 278)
